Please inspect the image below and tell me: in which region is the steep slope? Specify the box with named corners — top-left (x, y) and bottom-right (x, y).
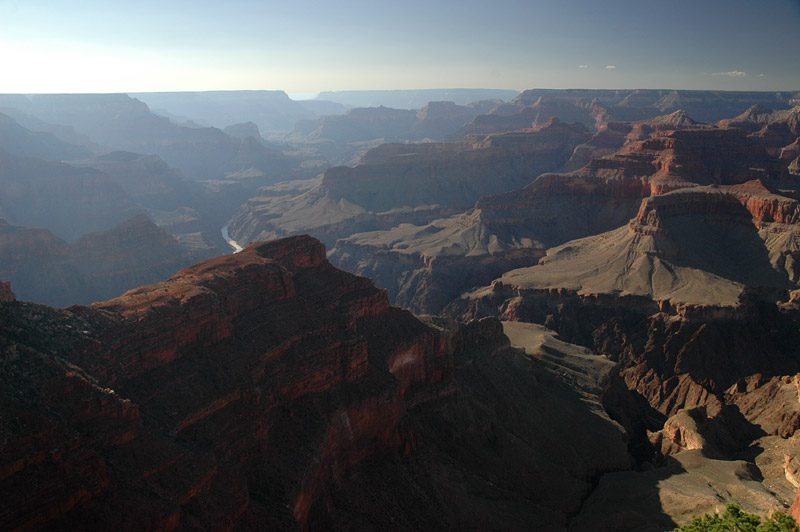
top-left (230, 119), bottom-right (591, 248)
top-left (443, 193), bottom-right (800, 530)
top-left (719, 105), bottom-right (800, 157)
top-left (481, 183), bottom-right (797, 308)
top-left (329, 124), bottom-right (787, 314)
top-left (441, 171), bottom-right (800, 531)
top-left (502, 321), bottom-right (800, 531)
top-left (72, 151), bottom-right (231, 251)
top-left (0, 236), bottom-right (633, 531)
top-left (0, 106), bottom-right (99, 152)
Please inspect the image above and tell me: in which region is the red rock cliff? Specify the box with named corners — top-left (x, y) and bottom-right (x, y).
top-left (1, 235), bottom-right (632, 531)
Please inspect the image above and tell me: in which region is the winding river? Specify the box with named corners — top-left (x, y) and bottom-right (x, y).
top-left (221, 220), bottom-right (244, 253)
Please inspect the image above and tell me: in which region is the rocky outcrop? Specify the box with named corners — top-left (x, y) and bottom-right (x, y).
top-left (563, 111), bottom-right (710, 171)
top-left (229, 119), bottom-right (591, 248)
top-left (719, 105), bottom-right (800, 134)
top-left (438, 129), bottom-right (800, 507)
top-left (222, 121), bottom-right (272, 145)
top-left (330, 225), bottom-right (547, 314)
top-left (0, 235), bottom-right (635, 531)
top-left (329, 126), bottom-right (787, 315)
top-left (791, 156), bottom-right (800, 176)
top-left (0, 215), bottom-right (208, 307)
top-left (454, 94), bottom-right (618, 138)
top-left (0, 280), bottom-right (13, 303)
top-left (719, 105), bottom-right (800, 157)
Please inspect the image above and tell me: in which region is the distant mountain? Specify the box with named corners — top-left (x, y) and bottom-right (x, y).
top-left (72, 151), bottom-right (207, 213)
top-left (454, 89), bottom-right (800, 138)
top-left (0, 215), bottom-right (208, 306)
top-left (0, 93), bottom-right (306, 180)
top-left (0, 148), bottom-right (141, 241)
top-left (0, 112), bottom-right (92, 161)
top-left (719, 104), bottom-right (800, 156)
top-left (315, 88), bottom-right (519, 109)
top-left (229, 119), bottom-right (591, 248)
top-left (329, 120), bottom-right (790, 314)
top-left (222, 121), bottom-right (281, 148)
top-left (289, 100), bottom-right (502, 144)
top-left (68, 151), bottom-right (229, 251)
top-left (131, 90), bottom-right (348, 132)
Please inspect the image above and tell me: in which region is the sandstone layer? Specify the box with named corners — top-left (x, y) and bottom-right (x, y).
top-left (329, 123), bottom-right (789, 314)
top-left (229, 119), bottom-right (591, 248)
top-left (0, 236), bottom-right (635, 531)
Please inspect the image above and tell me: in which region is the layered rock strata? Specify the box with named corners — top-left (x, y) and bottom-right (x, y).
top-left (229, 119), bottom-right (591, 248)
top-left (0, 235), bottom-right (633, 531)
top-left (455, 89), bottom-right (798, 138)
top-left (329, 125), bottom-right (788, 314)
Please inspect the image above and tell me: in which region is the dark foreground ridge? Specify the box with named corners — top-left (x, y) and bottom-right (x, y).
top-left (0, 235), bottom-right (633, 531)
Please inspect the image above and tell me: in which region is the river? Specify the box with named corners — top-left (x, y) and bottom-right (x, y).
top-left (221, 220), bottom-right (244, 253)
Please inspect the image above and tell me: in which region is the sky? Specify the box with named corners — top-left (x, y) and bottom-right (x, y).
top-left (0, 0), bottom-right (799, 94)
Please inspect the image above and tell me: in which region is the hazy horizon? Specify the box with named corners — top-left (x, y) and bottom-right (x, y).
top-left (1, 0), bottom-right (799, 94)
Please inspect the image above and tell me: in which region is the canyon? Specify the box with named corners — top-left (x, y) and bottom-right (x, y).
top-left (3, 88), bottom-right (800, 531)
top-left (1, 236), bottom-right (634, 531)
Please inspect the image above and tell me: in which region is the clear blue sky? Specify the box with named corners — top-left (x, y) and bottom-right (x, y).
top-left (1, 0), bottom-right (798, 93)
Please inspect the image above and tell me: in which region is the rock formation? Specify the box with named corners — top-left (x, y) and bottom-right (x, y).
top-left (453, 89), bottom-right (798, 138)
top-left (0, 236), bottom-right (634, 531)
top-left (329, 123), bottom-right (788, 314)
top-left (0, 93), bottom-right (305, 181)
top-left (289, 100), bottom-right (500, 145)
top-left (0, 148), bottom-right (142, 242)
top-left (0, 112), bottom-right (91, 161)
top-left (230, 119), bottom-right (591, 248)
top-left (435, 131), bottom-right (800, 528)
top-left (131, 90), bottom-right (348, 133)
top-left (73, 151), bottom-right (207, 214)
top-left (719, 104), bottom-right (800, 157)
top-left (0, 280), bottom-right (13, 304)
top-left (478, 183), bottom-right (797, 308)
top-left (0, 215), bottom-right (209, 307)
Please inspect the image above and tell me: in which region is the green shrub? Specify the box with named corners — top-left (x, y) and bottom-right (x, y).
top-left (673, 504), bottom-right (798, 532)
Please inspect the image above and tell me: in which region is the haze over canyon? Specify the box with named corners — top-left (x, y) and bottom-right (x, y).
top-left (1, 85), bottom-right (800, 531)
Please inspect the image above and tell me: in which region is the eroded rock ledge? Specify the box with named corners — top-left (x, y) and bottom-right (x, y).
top-left (0, 235), bottom-right (632, 531)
